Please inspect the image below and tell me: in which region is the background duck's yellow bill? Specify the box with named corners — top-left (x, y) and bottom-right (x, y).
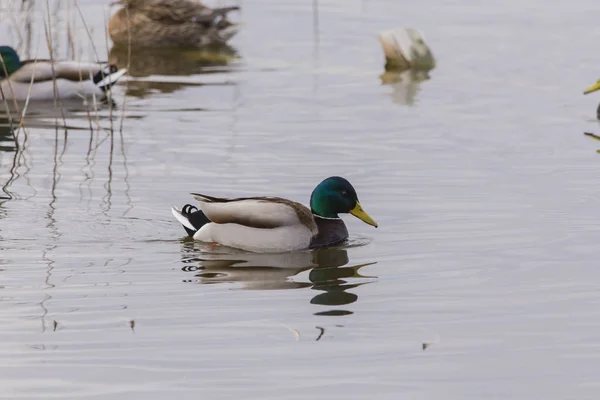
top-left (350, 203), bottom-right (378, 227)
top-left (584, 81), bottom-right (600, 95)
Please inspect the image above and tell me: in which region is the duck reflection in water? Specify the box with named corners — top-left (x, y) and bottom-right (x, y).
top-left (180, 242), bottom-right (376, 315)
top-left (108, 44), bottom-right (238, 98)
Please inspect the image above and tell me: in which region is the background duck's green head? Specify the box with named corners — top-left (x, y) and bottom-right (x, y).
top-left (0, 46), bottom-right (21, 78)
top-left (310, 176), bottom-right (378, 227)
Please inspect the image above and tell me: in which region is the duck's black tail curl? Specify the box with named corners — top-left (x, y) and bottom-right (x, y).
top-left (93, 64), bottom-right (127, 92)
top-left (179, 204), bottom-right (211, 237)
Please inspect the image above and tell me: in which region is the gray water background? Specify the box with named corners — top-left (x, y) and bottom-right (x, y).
top-left (2, 0), bottom-right (600, 398)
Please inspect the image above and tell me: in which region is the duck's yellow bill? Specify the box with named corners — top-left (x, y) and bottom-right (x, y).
top-left (350, 202), bottom-right (378, 228)
top-left (584, 81), bottom-right (600, 95)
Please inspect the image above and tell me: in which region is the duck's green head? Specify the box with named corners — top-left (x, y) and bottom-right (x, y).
top-left (310, 176), bottom-right (378, 227)
top-left (584, 79), bottom-right (600, 95)
top-left (0, 46), bottom-right (21, 78)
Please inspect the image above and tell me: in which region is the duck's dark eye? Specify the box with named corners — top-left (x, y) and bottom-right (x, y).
top-left (341, 190), bottom-right (348, 197)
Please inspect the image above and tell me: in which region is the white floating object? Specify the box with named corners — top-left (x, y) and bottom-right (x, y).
top-left (379, 28), bottom-right (435, 71)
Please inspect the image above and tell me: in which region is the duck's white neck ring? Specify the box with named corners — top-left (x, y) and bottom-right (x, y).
top-left (313, 214), bottom-right (342, 221)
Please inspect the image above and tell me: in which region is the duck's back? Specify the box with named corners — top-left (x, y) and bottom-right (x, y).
top-left (120, 0), bottom-right (213, 23)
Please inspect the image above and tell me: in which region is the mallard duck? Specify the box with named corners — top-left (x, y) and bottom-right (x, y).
top-left (0, 46), bottom-right (126, 101)
top-left (584, 79), bottom-right (600, 119)
top-left (171, 176), bottom-right (378, 253)
top-left (108, 0), bottom-right (240, 48)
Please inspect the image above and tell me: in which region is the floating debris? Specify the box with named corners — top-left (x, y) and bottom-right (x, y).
top-left (129, 319), bottom-right (136, 333)
top-left (379, 28), bottom-right (435, 72)
top-left (422, 332), bottom-right (441, 351)
top-left (315, 326), bottom-right (325, 341)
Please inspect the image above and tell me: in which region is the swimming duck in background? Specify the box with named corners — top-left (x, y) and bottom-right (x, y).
top-left (583, 79), bottom-right (600, 119)
top-left (0, 46), bottom-right (126, 101)
top-left (171, 176), bottom-right (378, 253)
top-left (108, 0), bottom-right (240, 48)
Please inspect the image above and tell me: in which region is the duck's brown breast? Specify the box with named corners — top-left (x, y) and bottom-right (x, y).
top-left (309, 217), bottom-right (349, 249)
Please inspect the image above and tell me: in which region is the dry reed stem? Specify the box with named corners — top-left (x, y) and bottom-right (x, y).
top-left (74, 0), bottom-right (114, 134)
top-left (43, 0), bottom-right (68, 132)
top-left (65, 1), bottom-right (96, 135)
top-left (66, 0), bottom-right (75, 58)
top-left (119, 4), bottom-right (131, 135)
top-left (74, 0), bottom-right (107, 134)
top-left (7, 1), bottom-right (24, 46)
top-left (74, 2), bottom-right (100, 63)
top-left (17, 31), bottom-right (43, 133)
top-left (18, 56), bottom-right (39, 132)
top-left (103, 6), bottom-right (115, 134)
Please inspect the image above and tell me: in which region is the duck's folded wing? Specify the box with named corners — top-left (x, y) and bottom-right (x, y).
top-left (192, 194), bottom-right (315, 230)
top-left (10, 61), bottom-right (105, 83)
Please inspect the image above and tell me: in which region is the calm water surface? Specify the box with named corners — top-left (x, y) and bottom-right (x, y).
top-left (2, 0), bottom-right (600, 398)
